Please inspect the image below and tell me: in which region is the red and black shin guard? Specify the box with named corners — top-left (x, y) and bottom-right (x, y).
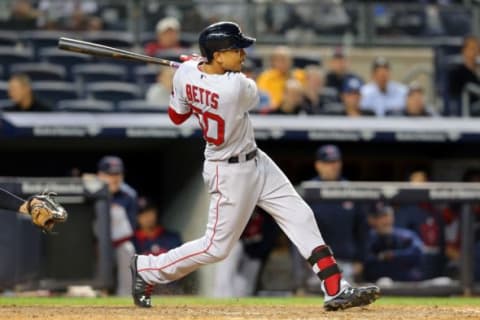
top-left (308, 245), bottom-right (342, 296)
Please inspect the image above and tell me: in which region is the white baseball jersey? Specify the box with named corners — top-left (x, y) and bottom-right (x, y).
top-left (137, 60), bottom-right (350, 301)
top-left (170, 60), bottom-right (258, 161)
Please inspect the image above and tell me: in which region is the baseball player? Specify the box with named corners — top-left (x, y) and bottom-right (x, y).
top-left (130, 21), bottom-right (379, 311)
top-left (0, 187), bottom-right (67, 233)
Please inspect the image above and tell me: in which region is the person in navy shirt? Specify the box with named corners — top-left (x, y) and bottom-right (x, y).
top-left (394, 170), bottom-right (445, 280)
top-left (134, 198), bottom-right (182, 255)
top-left (365, 202), bottom-right (424, 282)
top-left (293, 144), bottom-right (368, 292)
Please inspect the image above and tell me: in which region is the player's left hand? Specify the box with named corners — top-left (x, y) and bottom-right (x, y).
top-left (19, 193), bottom-right (68, 233)
top-left (179, 53), bottom-right (205, 62)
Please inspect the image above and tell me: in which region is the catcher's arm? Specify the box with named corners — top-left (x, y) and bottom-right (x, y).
top-left (0, 187), bottom-right (68, 233)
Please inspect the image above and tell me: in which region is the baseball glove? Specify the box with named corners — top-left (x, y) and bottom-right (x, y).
top-left (19, 192), bottom-right (68, 233)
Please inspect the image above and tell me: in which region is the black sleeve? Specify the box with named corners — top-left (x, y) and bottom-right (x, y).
top-left (0, 187), bottom-right (25, 211)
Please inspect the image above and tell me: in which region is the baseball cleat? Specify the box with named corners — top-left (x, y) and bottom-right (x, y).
top-left (323, 285), bottom-right (380, 311)
top-left (130, 255), bottom-right (154, 308)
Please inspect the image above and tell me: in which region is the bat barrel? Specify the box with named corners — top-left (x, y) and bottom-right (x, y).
top-left (57, 37), bottom-right (180, 68)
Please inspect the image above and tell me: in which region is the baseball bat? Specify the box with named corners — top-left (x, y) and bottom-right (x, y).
top-left (57, 37), bottom-right (181, 68)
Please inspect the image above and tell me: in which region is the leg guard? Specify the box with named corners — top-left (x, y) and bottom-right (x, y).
top-left (308, 245), bottom-right (342, 296)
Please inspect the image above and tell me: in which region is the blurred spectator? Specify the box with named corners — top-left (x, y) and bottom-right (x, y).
top-left (360, 57), bottom-right (408, 116)
top-left (195, 0), bottom-right (248, 28)
top-left (242, 59), bottom-right (271, 113)
top-left (97, 156), bottom-right (138, 296)
top-left (213, 207), bottom-right (278, 297)
top-left (134, 197), bottom-right (182, 255)
top-left (37, 0), bottom-right (98, 29)
top-left (4, 74), bottom-right (51, 112)
top-left (303, 65), bottom-right (338, 114)
top-left (387, 83), bottom-right (435, 117)
top-left (257, 46), bottom-right (305, 110)
top-left (293, 145), bottom-right (368, 293)
top-left (86, 16), bottom-right (103, 31)
top-left (365, 202), bottom-right (423, 282)
top-left (446, 36), bottom-right (480, 116)
top-left (340, 76), bottom-right (374, 117)
top-left (146, 68), bottom-right (175, 108)
top-left (268, 79), bottom-right (308, 115)
top-left (394, 169), bottom-right (446, 279)
top-left (144, 17), bottom-right (185, 56)
top-left (294, 0), bottom-right (350, 34)
top-left (6, 0), bottom-right (39, 30)
top-left (264, 1), bottom-right (349, 36)
top-left (325, 48), bottom-right (361, 97)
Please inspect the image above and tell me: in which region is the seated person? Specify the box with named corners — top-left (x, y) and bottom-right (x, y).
top-left (446, 36), bottom-right (480, 116)
top-left (365, 202), bottom-right (423, 282)
top-left (325, 48), bottom-right (362, 99)
top-left (360, 57), bottom-right (407, 116)
top-left (242, 59), bottom-right (271, 113)
top-left (387, 83), bottom-right (435, 117)
top-left (257, 46), bottom-right (305, 110)
top-left (144, 17), bottom-right (187, 56)
top-left (268, 79), bottom-right (309, 115)
top-left (146, 68), bottom-right (175, 108)
top-left (340, 76), bottom-right (374, 117)
top-left (134, 198), bottom-right (182, 255)
top-left (303, 65), bottom-right (338, 114)
top-left (394, 169), bottom-right (446, 279)
top-left (4, 74), bottom-right (51, 112)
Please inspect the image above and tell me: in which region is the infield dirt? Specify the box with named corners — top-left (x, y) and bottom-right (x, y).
top-left (1, 304), bottom-right (479, 320)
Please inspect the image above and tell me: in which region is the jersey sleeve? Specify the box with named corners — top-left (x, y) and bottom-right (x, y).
top-left (239, 75), bottom-right (260, 112)
top-left (169, 66), bottom-right (191, 115)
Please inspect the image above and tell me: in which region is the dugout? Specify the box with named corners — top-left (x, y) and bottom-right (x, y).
top-left (0, 177), bottom-right (112, 291)
top-left (1, 114), bottom-right (480, 294)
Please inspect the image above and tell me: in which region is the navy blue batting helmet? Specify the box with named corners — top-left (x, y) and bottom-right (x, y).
top-left (198, 21), bottom-right (255, 62)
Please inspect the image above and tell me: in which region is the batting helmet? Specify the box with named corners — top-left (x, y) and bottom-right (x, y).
top-left (199, 21), bottom-right (256, 62)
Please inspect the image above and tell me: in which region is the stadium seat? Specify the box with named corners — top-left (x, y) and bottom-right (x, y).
top-left (0, 81), bottom-right (8, 100)
top-left (57, 99), bottom-right (115, 112)
top-left (22, 31), bottom-right (75, 58)
top-left (86, 82), bottom-right (141, 104)
top-left (0, 99), bottom-right (12, 109)
top-left (72, 63), bottom-right (128, 84)
top-left (0, 65), bottom-right (3, 80)
top-left (40, 47), bottom-right (91, 68)
top-left (40, 48), bottom-right (92, 81)
top-left (83, 31), bottom-right (135, 48)
top-left (32, 81), bottom-right (79, 107)
top-left (0, 31), bottom-right (19, 46)
top-left (10, 63), bottom-right (66, 81)
top-left (134, 65), bottom-right (160, 92)
top-left (117, 100), bottom-right (168, 112)
top-left (140, 32), bottom-right (155, 46)
top-left (0, 47), bottom-right (34, 76)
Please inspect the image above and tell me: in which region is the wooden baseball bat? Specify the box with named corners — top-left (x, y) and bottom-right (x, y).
top-left (57, 37), bottom-right (181, 68)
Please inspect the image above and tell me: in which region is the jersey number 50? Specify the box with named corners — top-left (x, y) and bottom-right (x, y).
top-left (190, 105), bottom-right (225, 146)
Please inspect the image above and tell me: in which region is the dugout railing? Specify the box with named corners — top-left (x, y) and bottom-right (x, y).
top-left (300, 181), bottom-right (480, 296)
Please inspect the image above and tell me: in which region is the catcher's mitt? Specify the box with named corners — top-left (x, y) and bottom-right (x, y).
top-left (22, 193), bottom-right (68, 233)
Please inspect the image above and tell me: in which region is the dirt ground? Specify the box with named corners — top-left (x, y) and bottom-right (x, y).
top-left (1, 304), bottom-right (480, 320)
